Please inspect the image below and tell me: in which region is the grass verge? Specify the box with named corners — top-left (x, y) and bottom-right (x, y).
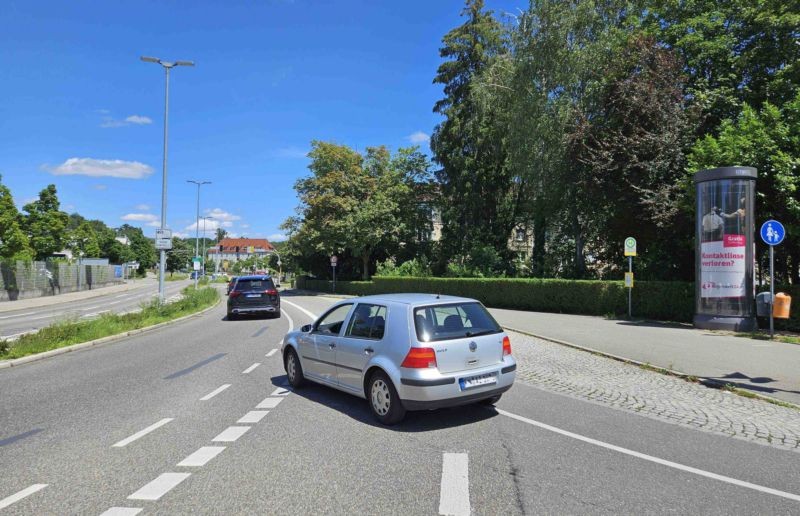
top-left (736, 331), bottom-right (800, 345)
top-left (0, 286), bottom-right (219, 360)
top-left (165, 273), bottom-right (190, 281)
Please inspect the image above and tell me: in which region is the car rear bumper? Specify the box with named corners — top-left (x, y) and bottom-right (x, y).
top-left (397, 358), bottom-right (516, 411)
top-left (229, 304), bottom-right (279, 314)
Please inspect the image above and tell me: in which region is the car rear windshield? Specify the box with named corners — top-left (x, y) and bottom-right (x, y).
top-left (413, 302), bottom-right (501, 342)
top-left (234, 279), bottom-right (275, 291)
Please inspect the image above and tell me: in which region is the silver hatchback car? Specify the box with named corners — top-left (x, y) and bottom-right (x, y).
top-left (281, 294), bottom-right (516, 424)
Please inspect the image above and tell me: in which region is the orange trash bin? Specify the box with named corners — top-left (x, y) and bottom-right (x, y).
top-left (773, 292), bottom-right (791, 319)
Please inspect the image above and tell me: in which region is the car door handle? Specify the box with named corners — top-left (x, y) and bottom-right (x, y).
top-left (328, 343), bottom-right (336, 349)
top-left (364, 347), bottom-right (374, 354)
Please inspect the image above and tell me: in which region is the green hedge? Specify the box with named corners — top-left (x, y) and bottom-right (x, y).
top-left (296, 276), bottom-right (695, 322)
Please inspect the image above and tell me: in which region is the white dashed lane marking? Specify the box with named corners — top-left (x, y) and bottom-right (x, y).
top-left (256, 397), bottom-right (284, 409)
top-left (212, 426), bottom-right (251, 442)
top-left (200, 384), bottom-right (231, 401)
top-left (177, 446), bottom-right (226, 467)
top-left (498, 409), bottom-right (800, 503)
top-left (242, 363), bottom-right (261, 374)
top-left (0, 484), bottom-right (48, 510)
top-left (128, 473), bottom-right (191, 501)
top-left (238, 411), bottom-right (269, 424)
top-left (265, 349), bottom-right (278, 357)
top-left (112, 418), bottom-right (174, 448)
top-left (99, 507), bottom-right (143, 515)
top-left (439, 453), bottom-right (470, 516)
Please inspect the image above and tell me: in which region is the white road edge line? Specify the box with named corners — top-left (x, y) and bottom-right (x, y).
top-left (113, 418), bottom-right (174, 448)
top-left (497, 409), bottom-right (800, 503)
top-left (280, 299), bottom-right (317, 321)
top-left (212, 426), bottom-right (251, 442)
top-left (237, 410), bottom-right (269, 424)
top-left (200, 384), bottom-right (231, 401)
top-left (99, 507), bottom-right (143, 515)
top-left (0, 312), bottom-right (37, 320)
top-left (177, 446), bottom-right (226, 467)
top-left (128, 472), bottom-right (191, 501)
top-left (265, 349), bottom-right (278, 357)
top-left (256, 397), bottom-right (284, 409)
top-left (0, 484), bottom-right (48, 510)
top-left (281, 307), bottom-right (295, 332)
top-left (439, 453), bottom-right (470, 516)
top-left (242, 363), bottom-right (261, 374)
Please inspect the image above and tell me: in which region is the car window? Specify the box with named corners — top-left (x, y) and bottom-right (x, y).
top-left (345, 304), bottom-right (387, 340)
top-left (314, 304), bottom-right (353, 336)
top-left (234, 279), bottom-right (275, 291)
top-left (414, 302), bottom-right (501, 342)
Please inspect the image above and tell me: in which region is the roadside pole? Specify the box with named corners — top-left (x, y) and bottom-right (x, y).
top-left (624, 237), bottom-right (637, 319)
top-left (760, 220), bottom-right (786, 340)
top-left (331, 255), bottom-right (338, 294)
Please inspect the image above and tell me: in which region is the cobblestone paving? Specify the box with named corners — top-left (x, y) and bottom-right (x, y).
top-left (510, 331), bottom-right (800, 452)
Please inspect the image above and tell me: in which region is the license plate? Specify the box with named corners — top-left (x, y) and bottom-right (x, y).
top-left (459, 373), bottom-right (497, 391)
top-left (246, 294), bottom-right (261, 298)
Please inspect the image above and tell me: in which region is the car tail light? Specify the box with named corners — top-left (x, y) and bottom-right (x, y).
top-left (502, 336), bottom-right (512, 356)
top-left (401, 347), bottom-right (437, 369)
top-left (229, 291), bottom-right (241, 298)
top-left (265, 289), bottom-right (278, 295)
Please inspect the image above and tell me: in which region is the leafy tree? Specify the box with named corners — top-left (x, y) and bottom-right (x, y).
top-left (22, 184), bottom-right (69, 260)
top-left (689, 94), bottom-right (800, 282)
top-left (166, 237), bottom-right (192, 273)
top-left (68, 221), bottom-right (102, 258)
top-left (118, 224), bottom-right (156, 275)
top-left (215, 228), bottom-right (228, 242)
top-left (0, 176), bottom-right (32, 260)
top-left (431, 0), bottom-right (515, 263)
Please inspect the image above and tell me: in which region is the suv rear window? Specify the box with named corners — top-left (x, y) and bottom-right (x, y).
top-left (413, 302), bottom-right (501, 342)
top-left (234, 279), bottom-right (275, 291)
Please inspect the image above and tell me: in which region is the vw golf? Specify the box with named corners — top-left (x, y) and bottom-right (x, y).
top-left (281, 294), bottom-right (516, 424)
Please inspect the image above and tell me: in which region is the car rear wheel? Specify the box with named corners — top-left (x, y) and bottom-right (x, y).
top-left (227, 312), bottom-right (237, 321)
top-left (285, 348), bottom-right (305, 388)
top-left (368, 371), bottom-right (406, 425)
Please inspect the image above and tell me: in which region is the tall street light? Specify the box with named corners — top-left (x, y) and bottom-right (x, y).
top-left (201, 216), bottom-right (214, 276)
top-left (187, 179), bottom-right (211, 288)
top-left (141, 55), bottom-right (194, 303)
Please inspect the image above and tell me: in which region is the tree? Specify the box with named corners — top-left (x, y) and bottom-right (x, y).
top-left (431, 0), bottom-right (515, 263)
top-left (689, 94), bottom-right (800, 282)
top-left (215, 228), bottom-right (228, 242)
top-left (68, 221), bottom-right (102, 258)
top-left (22, 184), bottom-right (69, 260)
top-left (166, 237), bottom-right (192, 273)
top-left (118, 224), bottom-right (157, 275)
top-left (0, 175), bottom-right (32, 260)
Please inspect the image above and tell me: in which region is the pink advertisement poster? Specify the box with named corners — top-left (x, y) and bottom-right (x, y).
top-left (699, 235), bottom-right (746, 298)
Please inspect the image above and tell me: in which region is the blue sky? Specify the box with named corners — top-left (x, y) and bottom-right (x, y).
top-left (0, 0), bottom-right (520, 242)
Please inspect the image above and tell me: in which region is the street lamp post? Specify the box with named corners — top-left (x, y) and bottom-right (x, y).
top-left (141, 55), bottom-right (194, 304)
top-left (201, 216), bottom-right (214, 276)
top-left (187, 179), bottom-right (211, 288)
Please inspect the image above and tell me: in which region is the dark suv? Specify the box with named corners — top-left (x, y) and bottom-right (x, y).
top-left (227, 275), bottom-right (280, 320)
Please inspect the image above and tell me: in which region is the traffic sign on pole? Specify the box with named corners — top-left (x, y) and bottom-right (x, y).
top-left (624, 237), bottom-right (637, 257)
top-left (760, 220), bottom-right (785, 246)
top-left (155, 228), bottom-right (173, 250)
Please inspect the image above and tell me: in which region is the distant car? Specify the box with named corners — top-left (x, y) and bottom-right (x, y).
top-left (280, 294), bottom-right (516, 425)
top-left (227, 275), bottom-right (280, 320)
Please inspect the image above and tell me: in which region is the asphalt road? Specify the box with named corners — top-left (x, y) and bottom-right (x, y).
top-left (0, 280), bottom-right (189, 340)
top-left (0, 292), bottom-right (798, 514)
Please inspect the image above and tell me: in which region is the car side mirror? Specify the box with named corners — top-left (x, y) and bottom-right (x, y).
top-left (301, 324), bottom-right (312, 333)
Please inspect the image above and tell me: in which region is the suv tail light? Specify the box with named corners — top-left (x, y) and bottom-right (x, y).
top-left (502, 336), bottom-right (512, 356)
top-left (401, 347), bottom-right (437, 369)
top-left (265, 289), bottom-right (278, 295)
top-left (229, 291), bottom-right (241, 298)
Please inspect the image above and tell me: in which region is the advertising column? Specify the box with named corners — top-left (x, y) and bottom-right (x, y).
top-left (693, 167), bottom-right (757, 331)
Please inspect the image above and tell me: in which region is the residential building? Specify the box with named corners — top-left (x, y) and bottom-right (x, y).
top-left (207, 237), bottom-right (275, 271)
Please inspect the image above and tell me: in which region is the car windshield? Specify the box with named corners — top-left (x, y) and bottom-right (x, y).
top-left (234, 279), bottom-right (275, 291)
top-left (413, 302), bottom-right (501, 342)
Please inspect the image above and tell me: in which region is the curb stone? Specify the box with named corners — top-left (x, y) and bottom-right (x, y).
top-left (504, 325), bottom-right (800, 411)
top-left (0, 295), bottom-right (221, 370)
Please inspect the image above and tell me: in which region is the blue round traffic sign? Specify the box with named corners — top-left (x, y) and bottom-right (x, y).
top-left (760, 220), bottom-right (785, 246)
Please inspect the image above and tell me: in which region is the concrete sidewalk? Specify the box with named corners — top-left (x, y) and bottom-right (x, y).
top-left (491, 308), bottom-right (800, 406)
top-left (0, 278), bottom-right (157, 313)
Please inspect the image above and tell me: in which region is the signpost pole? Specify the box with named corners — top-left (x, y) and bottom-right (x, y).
top-left (770, 245), bottom-right (775, 340)
top-left (628, 256), bottom-right (632, 319)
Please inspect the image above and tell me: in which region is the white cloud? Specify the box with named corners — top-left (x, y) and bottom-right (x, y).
top-left (172, 231), bottom-right (189, 239)
top-left (146, 221), bottom-right (161, 227)
top-left (125, 115), bottom-right (152, 125)
top-left (268, 233), bottom-right (287, 242)
top-left (121, 213), bottom-right (158, 222)
top-left (185, 219), bottom-right (222, 233)
top-left (135, 204), bottom-right (151, 211)
top-left (273, 146), bottom-right (308, 159)
top-left (203, 208), bottom-right (241, 228)
top-left (407, 131), bottom-right (430, 145)
top-left (46, 158), bottom-right (153, 179)
top-left (240, 223), bottom-right (251, 229)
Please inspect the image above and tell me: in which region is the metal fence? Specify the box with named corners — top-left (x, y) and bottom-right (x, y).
top-left (0, 261), bottom-right (124, 301)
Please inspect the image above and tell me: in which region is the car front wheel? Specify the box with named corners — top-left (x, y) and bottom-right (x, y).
top-left (285, 348), bottom-right (305, 388)
top-left (368, 371), bottom-right (406, 425)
